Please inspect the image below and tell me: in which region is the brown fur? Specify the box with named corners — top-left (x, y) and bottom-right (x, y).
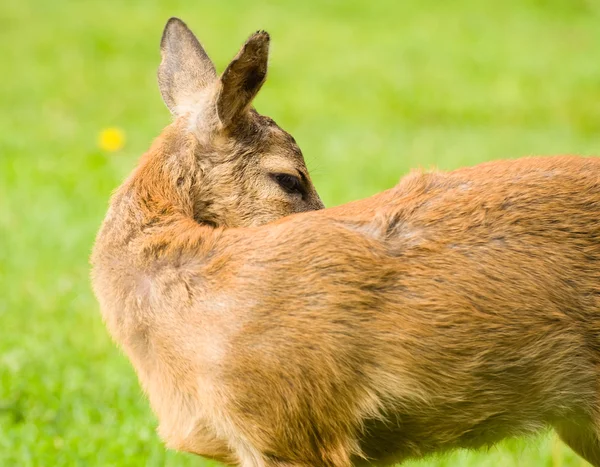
top-left (92, 18), bottom-right (600, 467)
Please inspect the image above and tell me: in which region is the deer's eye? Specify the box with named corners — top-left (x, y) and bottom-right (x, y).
top-left (272, 173), bottom-right (303, 195)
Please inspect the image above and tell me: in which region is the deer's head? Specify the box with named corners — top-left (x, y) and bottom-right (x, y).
top-left (156, 18), bottom-right (324, 228)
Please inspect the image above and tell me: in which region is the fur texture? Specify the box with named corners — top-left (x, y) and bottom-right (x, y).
top-left (91, 17), bottom-right (600, 467)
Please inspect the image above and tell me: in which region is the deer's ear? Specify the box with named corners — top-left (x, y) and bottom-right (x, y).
top-left (217, 31), bottom-right (270, 127)
top-left (158, 18), bottom-right (217, 116)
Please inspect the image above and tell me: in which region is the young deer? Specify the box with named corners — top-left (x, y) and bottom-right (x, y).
top-left (92, 17), bottom-right (600, 467)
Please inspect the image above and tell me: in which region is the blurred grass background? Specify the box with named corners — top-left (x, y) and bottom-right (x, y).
top-left (1, 0), bottom-right (600, 465)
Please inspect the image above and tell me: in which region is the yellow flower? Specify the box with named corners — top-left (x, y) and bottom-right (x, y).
top-left (99, 127), bottom-right (125, 152)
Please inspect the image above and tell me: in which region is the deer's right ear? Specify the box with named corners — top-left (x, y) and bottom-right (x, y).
top-left (158, 18), bottom-right (217, 117)
top-left (216, 31), bottom-right (270, 127)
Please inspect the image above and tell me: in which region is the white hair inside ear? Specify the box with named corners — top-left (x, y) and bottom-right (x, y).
top-left (158, 18), bottom-right (270, 144)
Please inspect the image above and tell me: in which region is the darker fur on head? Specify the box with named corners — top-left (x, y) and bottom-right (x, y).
top-left (154, 18), bottom-right (323, 229)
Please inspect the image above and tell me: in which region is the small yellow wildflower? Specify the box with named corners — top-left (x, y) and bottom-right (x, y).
top-left (99, 127), bottom-right (125, 152)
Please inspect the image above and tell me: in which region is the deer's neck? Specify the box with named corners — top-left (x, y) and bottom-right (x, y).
top-left (91, 122), bottom-right (218, 355)
top-left (94, 122), bottom-right (209, 258)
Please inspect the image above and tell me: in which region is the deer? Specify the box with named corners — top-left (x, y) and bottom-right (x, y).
top-left (91, 17), bottom-right (600, 467)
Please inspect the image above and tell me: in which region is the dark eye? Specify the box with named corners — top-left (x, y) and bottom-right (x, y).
top-left (272, 173), bottom-right (303, 195)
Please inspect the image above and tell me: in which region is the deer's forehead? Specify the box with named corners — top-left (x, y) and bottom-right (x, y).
top-left (211, 113), bottom-right (305, 170)
top-left (263, 125), bottom-right (303, 157)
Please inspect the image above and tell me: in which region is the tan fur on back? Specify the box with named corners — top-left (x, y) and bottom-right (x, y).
top-left (92, 17), bottom-right (600, 467)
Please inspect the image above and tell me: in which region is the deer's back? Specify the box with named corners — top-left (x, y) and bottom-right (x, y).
top-left (195, 156), bottom-right (600, 464)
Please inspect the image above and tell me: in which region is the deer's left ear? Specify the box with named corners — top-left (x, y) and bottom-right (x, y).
top-left (158, 17), bottom-right (217, 117)
top-left (216, 31), bottom-right (270, 127)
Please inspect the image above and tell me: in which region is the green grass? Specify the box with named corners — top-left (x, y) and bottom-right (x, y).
top-left (1, 0), bottom-right (599, 465)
